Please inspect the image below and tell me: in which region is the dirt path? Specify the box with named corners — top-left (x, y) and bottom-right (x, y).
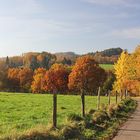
top-left (113, 99), bottom-right (140, 140)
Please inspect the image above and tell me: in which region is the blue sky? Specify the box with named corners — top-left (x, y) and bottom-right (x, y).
top-left (0, 0), bottom-right (139, 57)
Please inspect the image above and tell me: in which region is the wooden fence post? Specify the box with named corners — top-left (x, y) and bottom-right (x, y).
top-left (81, 89), bottom-right (85, 117)
top-left (53, 91), bottom-right (57, 128)
top-left (97, 87), bottom-right (101, 110)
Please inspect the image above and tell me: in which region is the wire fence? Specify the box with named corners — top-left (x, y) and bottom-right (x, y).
top-left (0, 90), bottom-right (129, 129)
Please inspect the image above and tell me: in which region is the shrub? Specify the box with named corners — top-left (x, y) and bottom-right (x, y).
top-left (107, 104), bottom-right (117, 118)
top-left (123, 98), bottom-right (132, 105)
top-left (93, 110), bottom-right (109, 124)
top-left (82, 129), bottom-right (96, 140)
top-left (83, 114), bottom-right (94, 129)
top-left (95, 122), bottom-right (108, 131)
top-left (117, 102), bottom-right (125, 112)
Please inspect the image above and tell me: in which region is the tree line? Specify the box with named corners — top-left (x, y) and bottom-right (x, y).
top-left (0, 47), bottom-right (123, 72)
top-left (0, 55), bottom-right (111, 93)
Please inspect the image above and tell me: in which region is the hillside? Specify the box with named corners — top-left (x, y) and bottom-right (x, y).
top-left (89, 48), bottom-right (123, 57)
top-left (101, 47), bottom-right (123, 56)
top-left (87, 48), bottom-right (123, 64)
top-left (55, 48), bottom-right (123, 64)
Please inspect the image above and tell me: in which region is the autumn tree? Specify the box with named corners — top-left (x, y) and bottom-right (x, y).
top-left (43, 64), bottom-right (69, 127)
top-left (125, 46), bottom-right (140, 96)
top-left (7, 68), bottom-right (33, 92)
top-left (113, 46), bottom-right (140, 96)
top-left (23, 52), bottom-right (56, 70)
top-left (31, 68), bottom-right (46, 93)
top-left (19, 68), bottom-right (33, 92)
top-left (8, 68), bottom-right (20, 91)
top-left (113, 51), bottom-right (130, 98)
top-left (68, 55), bottom-right (106, 117)
top-left (0, 61), bottom-right (8, 91)
top-left (23, 53), bottom-right (39, 70)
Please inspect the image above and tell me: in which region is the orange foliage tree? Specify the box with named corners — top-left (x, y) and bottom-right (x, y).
top-left (19, 68), bottom-right (33, 92)
top-left (43, 64), bottom-right (69, 92)
top-left (43, 63), bottom-right (69, 127)
top-left (8, 68), bottom-right (20, 91)
top-left (68, 55), bottom-right (106, 117)
top-left (31, 68), bottom-right (46, 93)
top-left (8, 68), bottom-right (33, 92)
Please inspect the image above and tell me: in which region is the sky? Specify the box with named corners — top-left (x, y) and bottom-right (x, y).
top-left (0, 0), bottom-right (140, 57)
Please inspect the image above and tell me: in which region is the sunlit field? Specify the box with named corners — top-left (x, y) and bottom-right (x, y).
top-left (100, 64), bottom-right (114, 70)
top-left (0, 92), bottom-right (116, 135)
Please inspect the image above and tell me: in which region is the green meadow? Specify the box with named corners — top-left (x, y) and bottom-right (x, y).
top-left (100, 64), bottom-right (114, 70)
top-left (0, 92), bottom-right (116, 136)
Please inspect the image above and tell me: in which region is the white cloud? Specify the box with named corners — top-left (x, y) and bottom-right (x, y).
top-left (112, 27), bottom-right (140, 39)
top-left (84, 0), bottom-right (125, 5)
top-left (0, 14), bottom-right (97, 41)
top-left (83, 0), bottom-right (139, 7)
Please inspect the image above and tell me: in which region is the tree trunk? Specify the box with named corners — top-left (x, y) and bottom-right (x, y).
top-left (97, 87), bottom-right (101, 110)
top-left (120, 89), bottom-right (123, 100)
top-left (116, 91), bottom-right (118, 104)
top-left (125, 89), bottom-right (128, 98)
top-left (81, 89), bottom-right (85, 117)
top-left (53, 92), bottom-right (57, 127)
top-left (124, 89), bottom-right (126, 99)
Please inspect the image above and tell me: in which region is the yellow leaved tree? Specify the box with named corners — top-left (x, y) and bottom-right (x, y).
top-left (113, 51), bottom-right (130, 97)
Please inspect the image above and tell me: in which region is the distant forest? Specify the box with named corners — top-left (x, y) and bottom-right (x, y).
top-left (0, 47), bottom-right (123, 70)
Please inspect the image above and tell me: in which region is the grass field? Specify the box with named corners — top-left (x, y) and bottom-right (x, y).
top-left (99, 64), bottom-right (114, 70)
top-left (0, 92), bottom-right (116, 136)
